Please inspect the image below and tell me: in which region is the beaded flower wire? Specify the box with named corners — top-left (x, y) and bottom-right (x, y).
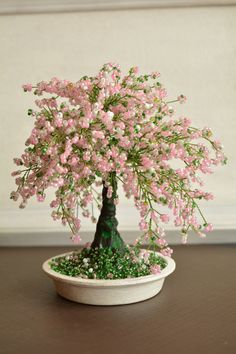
top-left (11, 63), bottom-right (226, 259)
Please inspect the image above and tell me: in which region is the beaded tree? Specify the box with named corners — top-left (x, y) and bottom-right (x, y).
top-left (11, 63), bottom-right (226, 277)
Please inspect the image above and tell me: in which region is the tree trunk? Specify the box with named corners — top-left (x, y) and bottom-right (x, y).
top-left (91, 177), bottom-right (125, 251)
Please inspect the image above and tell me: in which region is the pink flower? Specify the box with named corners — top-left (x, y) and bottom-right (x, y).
top-left (10, 191), bottom-right (19, 201)
top-left (150, 265), bottom-right (161, 274)
top-left (139, 250), bottom-right (150, 260)
top-left (74, 218), bottom-right (81, 229)
top-left (83, 152), bottom-right (90, 162)
top-left (160, 214), bottom-right (169, 223)
top-left (160, 247), bottom-right (173, 257)
top-left (174, 217), bottom-right (183, 226)
top-left (151, 71), bottom-right (160, 79)
top-left (55, 118), bottom-right (63, 127)
top-left (11, 170), bottom-right (21, 177)
top-left (92, 131), bottom-right (105, 140)
top-left (156, 238), bottom-right (168, 247)
top-left (141, 156), bottom-right (153, 169)
top-left (82, 210), bottom-right (90, 218)
top-left (72, 234), bottom-right (81, 244)
top-left (36, 193), bottom-right (45, 202)
top-left (80, 119), bottom-right (90, 128)
top-left (22, 83), bottom-right (32, 92)
top-left (50, 200), bottom-right (59, 208)
top-left (139, 220), bottom-right (148, 231)
top-left (13, 158), bottom-right (23, 166)
top-left (84, 242), bottom-right (91, 249)
top-left (204, 223), bottom-right (213, 233)
top-left (178, 94), bottom-right (187, 103)
top-left (204, 193), bottom-right (214, 201)
top-left (151, 211), bottom-right (158, 222)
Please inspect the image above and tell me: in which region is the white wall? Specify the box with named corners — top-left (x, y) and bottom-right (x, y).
top-left (0, 5), bottom-right (236, 239)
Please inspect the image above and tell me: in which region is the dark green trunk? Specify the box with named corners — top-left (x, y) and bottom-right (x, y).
top-left (91, 178), bottom-right (125, 250)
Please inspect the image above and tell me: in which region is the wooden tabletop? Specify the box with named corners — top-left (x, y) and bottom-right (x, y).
top-left (0, 245), bottom-right (235, 354)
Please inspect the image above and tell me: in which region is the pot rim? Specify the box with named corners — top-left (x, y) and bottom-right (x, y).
top-left (42, 249), bottom-right (176, 287)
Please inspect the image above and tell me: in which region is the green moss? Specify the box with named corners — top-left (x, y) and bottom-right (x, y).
top-left (49, 246), bottom-right (167, 280)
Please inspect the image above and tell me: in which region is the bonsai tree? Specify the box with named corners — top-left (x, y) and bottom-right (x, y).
top-left (11, 63), bottom-right (226, 278)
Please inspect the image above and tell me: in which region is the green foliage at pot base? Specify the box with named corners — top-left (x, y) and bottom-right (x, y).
top-left (49, 246), bottom-right (167, 280)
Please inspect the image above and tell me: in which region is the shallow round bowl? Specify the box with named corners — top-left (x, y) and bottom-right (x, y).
top-left (42, 251), bottom-right (176, 306)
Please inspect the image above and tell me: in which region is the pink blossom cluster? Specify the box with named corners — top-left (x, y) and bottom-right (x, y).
top-left (11, 63), bottom-right (226, 255)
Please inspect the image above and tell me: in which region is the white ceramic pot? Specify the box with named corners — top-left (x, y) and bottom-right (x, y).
top-left (42, 251), bottom-right (176, 306)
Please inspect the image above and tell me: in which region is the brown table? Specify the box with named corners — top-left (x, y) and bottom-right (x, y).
top-left (0, 245), bottom-right (235, 354)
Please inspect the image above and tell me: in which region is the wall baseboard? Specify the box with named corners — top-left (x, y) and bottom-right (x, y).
top-left (0, 229), bottom-right (235, 247)
top-left (1, 204), bottom-right (235, 245)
